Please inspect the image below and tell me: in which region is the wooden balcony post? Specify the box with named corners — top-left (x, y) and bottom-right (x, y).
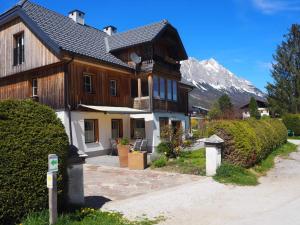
top-left (138, 78), bottom-right (142, 99)
top-left (148, 75), bottom-right (153, 112)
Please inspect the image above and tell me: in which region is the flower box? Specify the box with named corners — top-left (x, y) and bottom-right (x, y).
top-left (117, 145), bottom-right (130, 167)
top-left (128, 151), bottom-right (147, 170)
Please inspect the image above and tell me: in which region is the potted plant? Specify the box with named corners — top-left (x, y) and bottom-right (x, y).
top-left (128, 150), bottom-right (147, 170)
top-left (117, 138), bottom-right (130, 167)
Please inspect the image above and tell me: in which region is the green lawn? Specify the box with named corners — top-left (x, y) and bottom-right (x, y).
top-left (288, 136), bottom-right (300, 140)
top-left (21, 209), bottom-right (162, 225)
top-left (152, 149), bottom-right (206, 175)
top-left (213, 142), bottom-right (298, 186)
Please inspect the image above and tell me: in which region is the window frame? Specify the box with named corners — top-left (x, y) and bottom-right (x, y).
top-left (32, 78), bottom-right (38, 97)
top-left (111, 119), bottom-right (123, 139)
top-left (159, 77), bottom-right (165, 99)
top-left (172, 80), bottom-right (178, 102)
top-left (153, 75), bottom-right (159, 98)
top-left (83, 74), bottom-right (92, 94)
top-left (13, 32), bottom-right (25, 66)
top-left (109, 80), bottom-right (117, 97)
top-left (84, 119), bottom-right (98, 143)
top-left (167, 79), bottom-right (172, 101)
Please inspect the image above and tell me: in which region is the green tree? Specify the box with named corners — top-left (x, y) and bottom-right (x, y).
top-left (266, 24), bottom-right (300, 116)
top-left (249, 97), bottom-right (261, 119)
top-left (218, 94), bottom-right (233, 118)
top-left (208, 101), bottom-right (222, 120)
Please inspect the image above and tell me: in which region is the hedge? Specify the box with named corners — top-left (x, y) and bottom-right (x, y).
top-left (208, 118), bottom-right (287, 168)
top-left (282, 114), bottom-right (300, 135)
top-left (0, 100), bottom-right (69, 225)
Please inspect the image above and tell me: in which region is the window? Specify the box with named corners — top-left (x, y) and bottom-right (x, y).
top-left (32, 78), bottom-right (38, 97)
top-left (160, 78), bottom-right (165, 99)
top-left (131, 119), bottom-right (145, 139)
top-left (83, 74), bottom-right (92, 93)
top-left (112, 119), bottom-right (123, 139)
top-left (172, 80), bottom-right (177, 101)
top-left (153, 76), bottom-right (159, 98)
top-left (13, 32), bottom-right (25, 66)
top-left (131, 79), bottom-right (138, 98)
top-left (110, 80), bottom-right (117, 96)
top-left (84, 119), bottom-right (98, 143)
top-left (167, 80), bottom-right (172, 100)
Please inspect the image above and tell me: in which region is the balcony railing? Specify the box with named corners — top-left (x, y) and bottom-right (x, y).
top-left (133, 96), bottom-right (150, 110)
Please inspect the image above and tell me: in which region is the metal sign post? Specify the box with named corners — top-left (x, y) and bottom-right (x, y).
top-left (48, 154), bottom-right (58, 225)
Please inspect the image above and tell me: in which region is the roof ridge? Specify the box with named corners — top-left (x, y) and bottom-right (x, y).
top-left (21, 1), bottom-right (109, 36)
top-left (111, 19), bottom-right (168, 37)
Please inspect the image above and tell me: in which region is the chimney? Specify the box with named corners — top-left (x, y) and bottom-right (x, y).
top-left (69, 10), bottom-right (85, 25)
top-left (103, 25), bottom-right (117, 36)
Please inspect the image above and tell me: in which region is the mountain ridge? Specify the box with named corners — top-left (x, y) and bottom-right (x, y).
top-left (180, 57), bottom-right (266, 109)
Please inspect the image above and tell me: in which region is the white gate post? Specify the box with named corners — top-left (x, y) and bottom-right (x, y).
top-left (204, 135), bottom-right (224, 176)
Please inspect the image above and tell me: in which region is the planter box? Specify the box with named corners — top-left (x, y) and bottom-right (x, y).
top-left (128, 151), bottom-right (147, 170)
top-left (117, 145), bottom-right (130, 167)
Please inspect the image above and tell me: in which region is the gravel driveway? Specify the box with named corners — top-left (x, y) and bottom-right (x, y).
top-left (103, 144), bottom-right (300, 225)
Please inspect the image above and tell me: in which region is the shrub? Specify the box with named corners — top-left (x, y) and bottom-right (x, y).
top-left (208, 118), bottom-right (287, 168)
top-left (156, 142), bottom-right (173, 158)
top-left (152, 156), bottom-right (167, 168)
top-left (282, 114), bottom-right (300, 135)
top-left (0, 100), bottom-right (69, 225)
top-left (119, 137), bottom-right (129, 145)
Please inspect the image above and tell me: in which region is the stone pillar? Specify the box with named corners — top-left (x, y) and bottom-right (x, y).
top-left (204, 135), bottom-right (224, 176)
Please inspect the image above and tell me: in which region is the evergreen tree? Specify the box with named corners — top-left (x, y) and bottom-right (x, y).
top-left (218, 94), bottom-right (233, 119)
top-left (267, 24), bottom-right (300, 116)
top-left (249, 97), bottom-right (261, 119)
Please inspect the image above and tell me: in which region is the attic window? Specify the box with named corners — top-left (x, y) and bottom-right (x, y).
top-left (13, 32), bottom-right (24, 66)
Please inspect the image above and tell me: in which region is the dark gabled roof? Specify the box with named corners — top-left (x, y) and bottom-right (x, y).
top-left (20, 1), bottom-right (131, 68)
top-left (0, 1), bottom-right (188, 69)
top-left (106, 20), bottom-right (168, 52)
top-left (240, 99), bottom-right (268, 109)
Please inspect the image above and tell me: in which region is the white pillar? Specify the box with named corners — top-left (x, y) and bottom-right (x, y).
top-left (205, 135), bottom-right (224, 176)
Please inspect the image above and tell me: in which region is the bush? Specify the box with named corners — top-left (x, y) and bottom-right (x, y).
top-left (152, 156), bottom-right (167, 168)
top-left (208, 118), bottom-right (287, 168)
top-left (156, 142), bottom-right (173, 158)
top-left (0, 100), bottom-right (69, 225)
top-left (282, 114), bottom-right (300, 135)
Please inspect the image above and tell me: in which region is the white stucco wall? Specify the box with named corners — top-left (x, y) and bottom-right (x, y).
top-left (56, 110), bottom-right (190, 156)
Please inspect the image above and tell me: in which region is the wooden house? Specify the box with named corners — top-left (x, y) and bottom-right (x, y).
top-left (0, 0), bottom-right (192, 156)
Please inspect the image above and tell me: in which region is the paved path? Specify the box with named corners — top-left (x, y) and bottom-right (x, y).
top-left (103, 145), bottom-right (300, 225)
top-left (84, 164), bottom-right (202, 207)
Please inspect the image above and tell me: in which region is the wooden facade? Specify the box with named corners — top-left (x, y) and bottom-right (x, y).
top-left (0, 19), bottom-right (60, 78)
top-left (0, 15), bottom-right (190, 114)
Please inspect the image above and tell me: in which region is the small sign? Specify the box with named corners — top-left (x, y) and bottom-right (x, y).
top-left (48, 154), bottom-right (58, 172)
top-left (47, 172), bottom-right (53, 189)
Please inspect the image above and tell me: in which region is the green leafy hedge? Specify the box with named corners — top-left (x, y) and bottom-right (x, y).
top-left (282, 114), bottom-right (300, 135)
top-left (208, 118), bottom-right (287, 168)
top-left (0, 100), bottom-right (69, 225)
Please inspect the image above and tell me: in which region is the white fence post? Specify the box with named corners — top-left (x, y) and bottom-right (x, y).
top-left (204, 135), bottom-right (224, 176)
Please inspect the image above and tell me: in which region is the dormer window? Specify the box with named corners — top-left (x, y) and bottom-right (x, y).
top-left (13, 32), bottom-right (24, 66)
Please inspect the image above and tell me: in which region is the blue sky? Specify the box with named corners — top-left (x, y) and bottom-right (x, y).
top-left (1, 0), bottom-right (300, 91)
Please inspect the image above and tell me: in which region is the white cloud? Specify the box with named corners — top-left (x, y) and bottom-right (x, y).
top-left (252, 0), bottom-right (300, 14)
top-left (257, 61), bottom-right (272, 70)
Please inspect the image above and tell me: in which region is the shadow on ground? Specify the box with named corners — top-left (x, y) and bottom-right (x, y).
top-left (84, 196), bottom-right (111, 208)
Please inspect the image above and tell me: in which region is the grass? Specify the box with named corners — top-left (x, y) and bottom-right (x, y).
top-left (287, 136), bottom-right (300, 140)
top-left (21, 208), bottom-right (163, 225)
top-left (152, 149), bottom-right (206, 175)
top-left (213, 163), bottom-right (258, 186)
top-left (213, 142), bottom-right (297, 186)
top-left (254, 142), bottom-right (297, 175)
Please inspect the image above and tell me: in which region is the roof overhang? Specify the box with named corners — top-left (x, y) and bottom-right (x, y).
top-left (78, 104), bottom-right (149, 114)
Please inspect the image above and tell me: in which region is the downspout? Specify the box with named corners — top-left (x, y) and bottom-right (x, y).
top-left (64, 57), bottom-right (74, 145)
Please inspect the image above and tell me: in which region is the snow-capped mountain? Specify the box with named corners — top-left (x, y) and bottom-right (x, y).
top-left (181, 57), bottom-right (266, 109)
